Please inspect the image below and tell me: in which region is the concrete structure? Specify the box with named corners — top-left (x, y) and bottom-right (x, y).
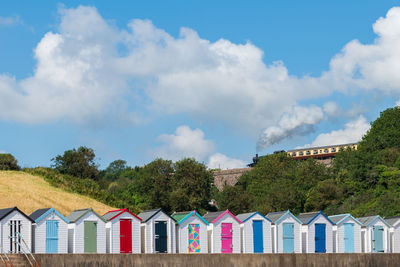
top-left (357, 215), bottom-right (390, 253)
top-left (297, 211), bottom-right (334, 253)
top-left (329, 214), bottom-right (362, 253)
top-left (103, 209), bottom-right (142, 254)
top-left (171, 211), bottom-right (209, 253)
top-left (203, 210), bottom-right (242, 254)
top-left (385, 216), bottom-right (400, 253)
top-left (0, 207), bottom-right (33, 254)
top-left (236, 212), bottom-right (272, 253)
top-left (66, 208), bottom-right (107, 254)
top-left (266, 210), bottom-right (302, 253)
top-left (29, 208), bottom-right (69, 253)
top-left (138, 209), bottom-right (176, 254)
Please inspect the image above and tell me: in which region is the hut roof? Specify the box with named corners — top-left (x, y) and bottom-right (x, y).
top-left (29, 207), bottom-right (69, 223)
top-left (171, 211), bottom-right (209, 225)
top-left (103, 208), bottom-right (142, 222)
top-left (203, 210), bottom-right (241, 224)
top-left (0, 207), bottom-right (33, 222)
top-left (328, 214), bottom-right (362, 226)
top-left (357, 215), bottom-right (390, 227)
top-left (66, 208), bottom-right (106, 223)
top-left (385, 216), bottom-right (400, 227)
top-left (297, 211), bottom-right (334, 225)
top-left (137, 208), bottom-right (176, 223)
top-left (236, 212), bottom-right (271, 223)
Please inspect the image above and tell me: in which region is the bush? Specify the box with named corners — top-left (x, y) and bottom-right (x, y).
top-left (0, 154), bottom-right (20, 170)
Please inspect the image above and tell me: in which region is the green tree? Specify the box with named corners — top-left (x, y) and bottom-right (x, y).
top-left (0, 153), bottom-right (20, 170)
top-left (217, 185), bottom-right (251, 215)
top-left (52, 147), bottom-right (99, 179)
top-left (99, 160), bottom-right (130, 182)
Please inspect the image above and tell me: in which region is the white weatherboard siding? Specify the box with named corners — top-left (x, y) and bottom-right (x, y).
top-left (142, 212), bottom-right (175, 253)
top-left (275, 214), bottom-right (301, 253)
top-left (335, 217), bottom-right (362, 253)
top-left (392, 223), bottom-right (400, 253)
top-left (107, 213), bottom-right (141, 254)
top-left (176, 215), bottom-right (208, 253)
top-left (241, 214), bottom-right (272, 253)
top-left (0, 211), bottom-right (32, 253)
top-left (363, 218), bottom-right (389, 253)
top-left (70, 212), bottom-right (106, 253)
top-left (33, 212), bottom-right (68, 253)
top-left (305, 215), bottom-right (333, 253)
top-left (209, 213), bottom-right (240, 253)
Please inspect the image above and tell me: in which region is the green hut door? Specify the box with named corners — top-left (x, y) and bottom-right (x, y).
top-left (84, 221), bottom-right (97, 253)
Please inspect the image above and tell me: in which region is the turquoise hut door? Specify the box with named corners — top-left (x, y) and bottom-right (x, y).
top-left (373, 226), bottom-right (384, 252)
top-left (344, 223), bottom-right (354, 253)
top-left (283, 223), bottom-right (294, 253)
top-left (46, 220), bottom-right (58, 253)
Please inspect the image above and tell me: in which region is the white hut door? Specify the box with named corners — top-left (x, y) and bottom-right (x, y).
top-left (9, 220), bottom-right (21, 253)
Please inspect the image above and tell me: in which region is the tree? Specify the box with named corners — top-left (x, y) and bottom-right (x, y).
top-left (99, 160), bottom-right (130, 182)
top-left (217, 185), bottom-right (251, 215)
top-left (0, 153), bottom-right (20, 170)
top-left (169, 158), bottom-right (212, 213)
top-left (51, 147), bottom-right (99, 179)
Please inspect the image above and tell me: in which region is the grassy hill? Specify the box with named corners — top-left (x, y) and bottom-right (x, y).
top-left (0, 171), bottom-right (114, 216)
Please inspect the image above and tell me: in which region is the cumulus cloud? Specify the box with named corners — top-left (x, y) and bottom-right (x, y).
top-left (257, 105), bottom-right (324, 151)
top-left (323, 101), bottom-right (341, 117)
top-left (0, 15), bottom-right (22, 27)
top-left (309, 116), bottom-right (370, 147)
top-left (396, 100), bottom-right (400, 107)
top-left (207, 153), bottom-right (247, 169)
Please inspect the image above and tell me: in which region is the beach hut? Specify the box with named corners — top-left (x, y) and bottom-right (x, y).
top-left (328, 214), bottom-right (362, 253)
top-left (138, 209), bottom-right (176, 253)
top-left (266, 210), bottom-right (302, 253)
top-left (236, 212), bottom-right (272, 253)
top-left (357, 215), bottom-right (390, 253)
top-left (203, 210), bottom-right (242, 253)
top-left (29, 208), bottom-right (69, 253)
top-left (103, 208), bottom-right (142, 254)
top-left (171, 211), bottom-right (209, 253)
top-left (297, 211), bottom-right (334, 253)
top-left (66, 208), bottom-right (107, 253)
top-left (385, 216), bottom-right (400, 253)
top-left (0, 207), bottom-right (33, 253)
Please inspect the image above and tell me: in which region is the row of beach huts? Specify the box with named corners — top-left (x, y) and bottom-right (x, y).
top-left (1, 206), bottom-right (400, 254)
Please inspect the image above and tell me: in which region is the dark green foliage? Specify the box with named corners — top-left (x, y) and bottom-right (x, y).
top-left (52, 147), bottom-right (99, 180)
top-left (0, 153), bottom-right (20, 170)
top-left (216, 185), bottom-right (251, 215)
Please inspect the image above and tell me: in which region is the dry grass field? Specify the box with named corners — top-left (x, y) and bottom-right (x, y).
top-left (0, 171), bottom-right (114, 216)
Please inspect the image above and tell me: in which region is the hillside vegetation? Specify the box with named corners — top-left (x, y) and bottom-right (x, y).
top-left (0, 171), bottom-right (114, 215)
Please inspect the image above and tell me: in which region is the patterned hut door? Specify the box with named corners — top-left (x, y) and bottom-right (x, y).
top-left (120, 219), bottom-right (132, 253)
top-left (84, 221), bottom-right (97, 253)
top-left (221, 223), bottom-right (233, 253)
top-left (46, 220), bottom-right (59, 253)
top-left (188, 224), bottom-right (200, 253)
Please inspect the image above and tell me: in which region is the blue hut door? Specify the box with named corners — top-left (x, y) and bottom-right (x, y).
top-left (344, 223), bottom-right (354, 253)
top-left (252, 220), bottom-right (263, 253)
top-left (315, 223), bottom-right (326, 253)
top-left (46, 220), bottom-right (58, 253)
top-left (373, 226), bottom-right (384, 252)
top-left (283, 223), bottom-right (294, 253)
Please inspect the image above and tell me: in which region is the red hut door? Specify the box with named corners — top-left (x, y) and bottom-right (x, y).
top-left (120, 219), bottom-right (132, 253)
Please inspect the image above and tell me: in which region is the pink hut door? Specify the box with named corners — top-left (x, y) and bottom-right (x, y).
top-left (221, 223), bottom-right (233, 253)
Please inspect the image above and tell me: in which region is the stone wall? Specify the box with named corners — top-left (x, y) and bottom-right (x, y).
top-left (212, 168), bottom-right (250, 191)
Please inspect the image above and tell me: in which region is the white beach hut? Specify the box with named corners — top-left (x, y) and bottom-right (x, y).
top-left (0, 207), bottom-right (33, 254)
top-left (297, 211), bottom-right (334, 253)
top-left (236, 212), bottom-right (272, 253)
top-left (203, 210), bottom-right (242, 254)
top-left (385, 216), bottom-right (400, 253)
top-left (171, 211), bottom-right (209, 253)
top-left (328, 214), bottom-right (362, 253)
top-left (266, 210), bottom-right (302, 253)
top-left (357, 215), bottom-right (390, 253)
top-left (138, 209), bottom-right (176, 253)
top-left (29, 207), bottom-right (69, 253)
top-left (103, 208), bottom-right (142, 254)
top-left (66, 208), bottom-right (107, 253)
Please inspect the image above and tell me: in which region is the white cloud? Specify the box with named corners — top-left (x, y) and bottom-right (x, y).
top-left (396, 100), bottom-right (400, 107)
top-left (0, 150), bottom-right (6, 154)
top-left (323, 101), bottom-right (341, 117)
top-left (0, 15), bottom-right (21, 27)
top-left (257, 105), bottom-right (324, 151)
top-left (207, 153), bottom-right (247, 169)
top-left (155, 125), bottom-right (215, 162)
top-left (309, 116), bottom-right (370, 147)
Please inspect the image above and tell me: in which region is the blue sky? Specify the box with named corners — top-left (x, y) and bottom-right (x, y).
top-left (0, 1), bottom-right (399, 169)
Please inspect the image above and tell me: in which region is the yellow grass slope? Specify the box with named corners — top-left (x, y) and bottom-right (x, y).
top-left (0, 171), bottom-right (114, 216)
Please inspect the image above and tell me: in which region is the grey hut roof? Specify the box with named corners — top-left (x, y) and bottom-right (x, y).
top-left (66, 208), bottom-right (106, 223)
top-left (357, 216), bottom-right (377, 226)
top-left (265, 211), bottom-right (288, 223)
top-left (137, 208), bottom-right (176, 223)
top-left (29, 208), bottom-right (51, 221)
top-left (328, 214), bottom-right (347, 224)
top-left (297, 212), bottom-right (320, 225)
top-left (203, 211), bottom-right (225, 223)
top-left (236, 212), bottom-right (255, 222)
top-left (103, 210), bottom-right (121, 221)
top-left (0, 207), bottom-right (34, 222)
top-left (385, 216), bottom-right (400, 227)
